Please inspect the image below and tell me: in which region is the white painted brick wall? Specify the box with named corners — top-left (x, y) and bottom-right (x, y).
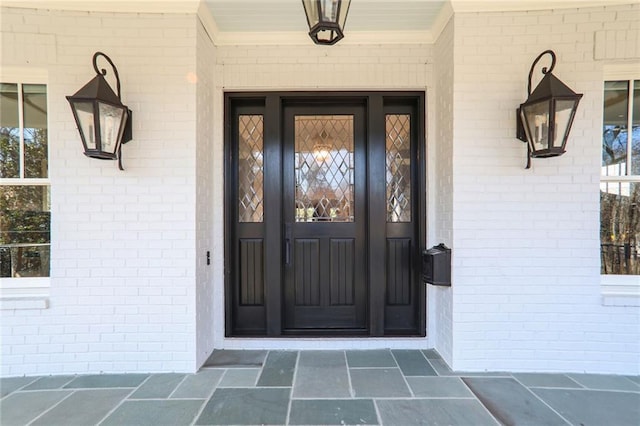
top-left (451, 4), bottom-right (640, 374)
top-left (1, 7), bottom-right (199, 376)
top-left (2, 2), bottom-right (639, 377)
top-left (195, 19), bottom-right (217, 368)
top-left (211, 42), bottom-right (435, 350)
top-left (218, 44), bottom-right (432, 90)
top-left (432, 17), bottom-right (455, 366)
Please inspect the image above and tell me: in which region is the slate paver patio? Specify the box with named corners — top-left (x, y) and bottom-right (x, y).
top-left (0, 349), bottom-right (638, 426)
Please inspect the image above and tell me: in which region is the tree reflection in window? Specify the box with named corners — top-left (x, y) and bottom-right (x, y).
top-left (601, 80), bottom-right (640, 275)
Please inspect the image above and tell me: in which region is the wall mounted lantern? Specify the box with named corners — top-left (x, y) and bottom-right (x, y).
top-left (67, 52), bottom-right (132, 170)
top-left (516, 50), bottom-right (583, 169)
top-left (302, 0), bottom-right (351, 45)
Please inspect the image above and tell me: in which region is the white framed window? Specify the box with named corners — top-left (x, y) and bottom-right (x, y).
top-left (601, 65), bottom-right (640, 304)
top-left (0, 71), bottom-right (50, 305)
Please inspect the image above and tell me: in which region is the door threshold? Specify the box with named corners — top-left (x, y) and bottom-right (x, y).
top-left (220, 336), bottom-right (431, 351)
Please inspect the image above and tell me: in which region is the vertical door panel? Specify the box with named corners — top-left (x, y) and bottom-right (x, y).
top-left (294, 239), bottom-right (321, 306)
top-left (239, 239), bottom-right (264, 306)
top-left (386, 238), bottom-right (411, 306)
top-left (330, 238), bottom-right (355, 306)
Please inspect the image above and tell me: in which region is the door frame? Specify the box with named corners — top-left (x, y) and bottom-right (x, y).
top-left (224, 91), bottom-right (426, 338)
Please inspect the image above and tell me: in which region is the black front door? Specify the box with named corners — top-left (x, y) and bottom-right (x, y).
top-left (282, 106), bottom-right (367, 332)
top-left (225, 92), bottom-right (425, 337)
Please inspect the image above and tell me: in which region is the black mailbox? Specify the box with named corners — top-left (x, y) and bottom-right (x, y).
top-left (422, 243), bottom-right (451, 286)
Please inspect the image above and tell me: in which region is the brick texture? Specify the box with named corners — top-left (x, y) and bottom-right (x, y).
top-left (2, 2), bottom-right (639, 377)
top-left (450, 4), bottom-right (640, 374)
top-left (1, 7), bottom-right (198, 376)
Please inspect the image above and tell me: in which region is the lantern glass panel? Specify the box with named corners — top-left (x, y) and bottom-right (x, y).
top-left (322, 0), bottom-right (339, 21)
top-left (522, 100), bottom-right (550, 152)
top-left (338, 0), bottom-right (350, 27)
top-left (72, 101), bottom-right (97, 150)
top-left (98, 102), bottom-right (125, 155)
top-left (303, 0), bottom-right (319, 26)
top-left (553, 99), bottom-right (577, 150)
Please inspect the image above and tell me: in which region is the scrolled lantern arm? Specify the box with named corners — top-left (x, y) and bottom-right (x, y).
top-left (92, 51), bottom-right (122, 100)
top-left (527, 49), bottom-right (556, 96)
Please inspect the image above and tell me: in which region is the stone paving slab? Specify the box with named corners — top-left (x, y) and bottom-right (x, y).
top-left (532, 387), bottom-right (640, 426)
top-left (350, 368), bottom-right (411, 397)
top-left (0, 390), bottom-right (73, 426)
top-left (196, 387), bottom-right (290, 425)
top-left (0, 376), bottom-right (40, 397)
top-left (219, 368), bottom-right (260, 387)
top-left (1, 350), bottom-right (638, 426)
top-left (31, 388), bottom-right (131, 426)
top-left (289, 399), bottom-right (378, 425)
top-left (512, 373), bottom-right (584, 389)
top-left (101, 399), bottom-right (204, 426)
top-left (392, 349), bottom-right (437, 376)
top-left (462, 377), bottom-right (569, 426)
top-left (566, 373), bottom-right (640, 392)
top-left (23, 375), bottom-right (75, 391)
top-left (170, 369), bottom-right (224, 399)
top-left (346, 349), bottom-right (397, 367)
top-left (203, 349), bottom-right (267, 368)
top-left (257, 350), bottom-right (297, 387)
top-left (407, 376), bottom-right (475, 397)
top-left (63, 374), bottom-right (149, 389)
top-left (293, 350), bottom-right (351, 398)
top-left (376, 398), bottom-right (499, 426)
top-left (129, 373), bottom-right (186, 399)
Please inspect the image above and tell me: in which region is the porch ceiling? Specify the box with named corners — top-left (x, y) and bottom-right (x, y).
top-left (2, 0), bottom-right (634, 45)
top-left (200, 0), bottom-right (632, 45)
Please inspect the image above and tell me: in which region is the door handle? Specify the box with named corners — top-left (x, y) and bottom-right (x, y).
top-left (284, 223), bottom-right (292, 266)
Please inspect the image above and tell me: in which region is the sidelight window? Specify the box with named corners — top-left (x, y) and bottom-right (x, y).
top-left (386, 114), bottom-right (412, 223)
top-left (238, 114), bottom-right (264, 223)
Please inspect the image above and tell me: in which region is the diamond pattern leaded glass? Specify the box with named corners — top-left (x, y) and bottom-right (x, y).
top-left (295, 116), bottom-right (354, 222)
top-left (238, 115), bottom-right (264, 222)
top-left (386, 114), bottom-right (411, 222)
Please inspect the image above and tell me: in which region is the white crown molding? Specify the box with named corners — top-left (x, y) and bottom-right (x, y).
top-left (0, 0), bottom-right (200, 13)
top-left (197, 1), bottom-right (220, 45)
top-left (431, 1), bottom-right (454, 42)
top-left (212, 30), bottom-right (434, 46)
top-left (449, 0), bottom-right (635, 13)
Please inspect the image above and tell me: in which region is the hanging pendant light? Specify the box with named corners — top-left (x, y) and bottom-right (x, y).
top-left (302, 0), bottom-right (351, 45)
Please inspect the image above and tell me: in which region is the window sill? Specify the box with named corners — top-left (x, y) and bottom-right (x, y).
top-left (0, 296), bottom-right (49, 310)
top-left (0, 277), bottom-right (50, 309)
top-left (601, 275), bottom-right (640, 307)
